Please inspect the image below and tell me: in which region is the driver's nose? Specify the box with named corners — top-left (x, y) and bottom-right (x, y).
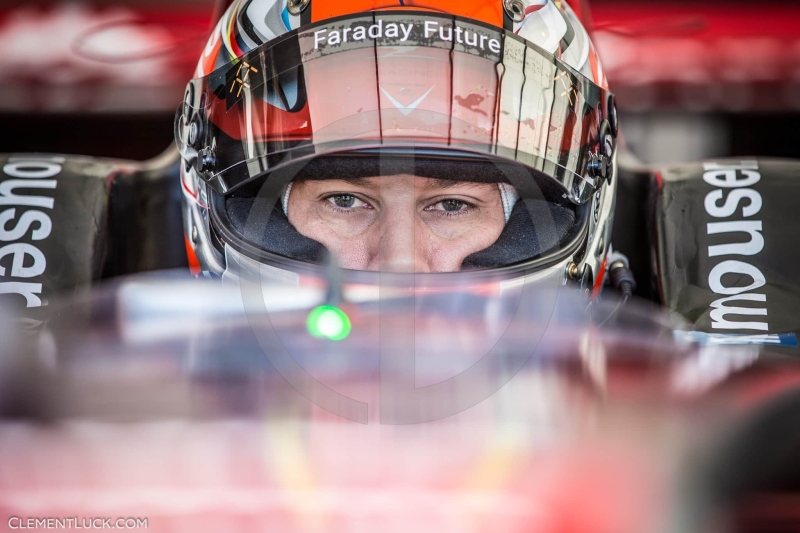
top-left (375, 204), bottom-right (430, 273)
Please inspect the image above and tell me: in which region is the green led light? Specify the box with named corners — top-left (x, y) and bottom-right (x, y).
top-left (307, 305), bottom-right (352, 341)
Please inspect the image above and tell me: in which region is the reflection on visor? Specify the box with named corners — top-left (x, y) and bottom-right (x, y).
top-left (175, 11), bottom-right (615, 204)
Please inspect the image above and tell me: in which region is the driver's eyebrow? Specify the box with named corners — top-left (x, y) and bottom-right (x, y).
top-left (419, 178), bottom-right (490, 190)
top-left (304, 177), bottom-right (374, 187)
top-left (339, 177), bottom-right (374, 187)
top-left (331, 176), bottom-right (490, 190)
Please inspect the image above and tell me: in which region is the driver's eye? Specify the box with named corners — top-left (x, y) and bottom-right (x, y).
top-left (328, 195), bottom-right (366, 209)
top-left (426, 199), bottom-right (470, 213)
top-left (333, 195), bottom-right (356, 208)
top-left (441, 199), bottom-right (465, 212)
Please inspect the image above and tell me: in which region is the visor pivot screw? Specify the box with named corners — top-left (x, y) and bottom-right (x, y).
top-left (287, 0), bottom-right (310, 15)
top-left (503, 0), bottom-right (526, 22)
top-left (587, 154), bottom-right (608, 182)
top-left (191, 226), bottom-right (198, 245)
top-left (567, 262), bottom-right (580, 281)
top-left (197, 148), bottom-right (216, 173)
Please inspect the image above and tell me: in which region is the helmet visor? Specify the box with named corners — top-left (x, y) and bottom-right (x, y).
top-left (213, 157), bottom-right (588, 274)
top-left (176, 11), bottom-right (614, 205)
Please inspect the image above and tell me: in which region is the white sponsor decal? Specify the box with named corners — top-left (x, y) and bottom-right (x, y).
top-left (0, 157), bottom-right (62, 308)
top-left (379, 86), bottom-right (435, 117)
top-left (702, 160), bottom-right (768, 331)
top-left (313, 19), bottom-right (501, 54)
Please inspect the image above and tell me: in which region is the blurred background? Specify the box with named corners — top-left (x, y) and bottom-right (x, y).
top-left (0, 0), bottom-right (799, 164)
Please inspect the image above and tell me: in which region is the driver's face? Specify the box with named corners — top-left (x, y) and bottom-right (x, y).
top-left (286, 175), bottom-right (506, 272)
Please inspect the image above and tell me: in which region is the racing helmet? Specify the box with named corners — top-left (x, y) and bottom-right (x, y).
top-left (175, 0), bottom-right (618, 293)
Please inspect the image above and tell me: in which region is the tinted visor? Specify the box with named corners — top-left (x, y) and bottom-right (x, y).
top-left (176, 12), bottom-right (614, 204)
